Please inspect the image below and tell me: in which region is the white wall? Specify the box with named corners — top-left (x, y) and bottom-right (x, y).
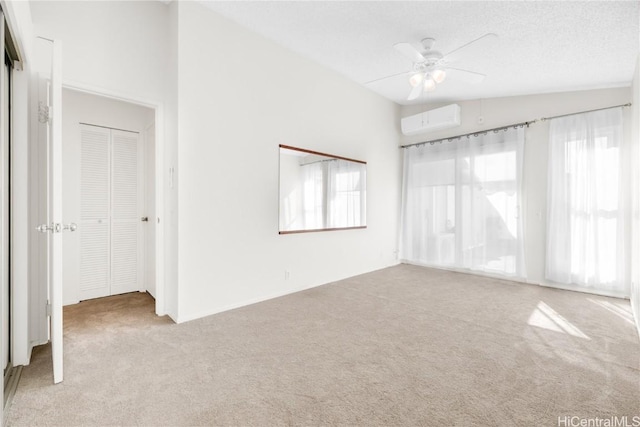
top-left (175, 2), bottom-right (401, 322)
top-left (163, 0), bottom-right (179, 319)
top-left (31, 1), bottom-right (168, 103)
top-left (30, 0), bottom-right (178, 318)
top-left (631, 54), bottom-right (640, 336)
top-left (61, 88), bottom-right (154, 305)
top-left (400, 87), bottom-right (633, 296)
top-left (1, 0), bottom-right (34, 368)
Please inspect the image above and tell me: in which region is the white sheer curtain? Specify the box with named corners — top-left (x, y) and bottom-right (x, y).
top-left (327, 159), bottom-right (366, 228)
top-left (546, 108), bottom-right (628, 296)
top-left (400, 127), bottom-right (525, 277)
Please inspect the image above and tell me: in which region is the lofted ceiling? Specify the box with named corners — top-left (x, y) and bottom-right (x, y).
top-left (201, 1), bottom-right (639, 106)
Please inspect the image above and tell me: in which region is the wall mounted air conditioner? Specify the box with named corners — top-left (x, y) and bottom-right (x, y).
top-left (401, 104), bottom-right (461, 136)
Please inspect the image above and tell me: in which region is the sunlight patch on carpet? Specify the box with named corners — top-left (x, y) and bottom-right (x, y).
top-left (528, 301), bottom-right (590, 340)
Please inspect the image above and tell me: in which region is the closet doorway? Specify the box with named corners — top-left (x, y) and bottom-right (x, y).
top-left (62, 89), bottom-right (156, 305)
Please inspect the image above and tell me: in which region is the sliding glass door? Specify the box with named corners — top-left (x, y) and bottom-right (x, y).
top-left (1, 10), bottom-right (12, 402)
top-left (400, 127), bottom-right (525, 278)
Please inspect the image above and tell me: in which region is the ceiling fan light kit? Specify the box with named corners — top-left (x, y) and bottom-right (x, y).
top-left (409, 72), bottom-right (424, 87)
top-left (432, 69), bottom-right (446, 83)
top-left (423, 77), bottom-right (436, 92)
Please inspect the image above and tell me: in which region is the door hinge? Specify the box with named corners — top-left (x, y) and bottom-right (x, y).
top-left (38, 102), bottom-right (51, 124)
top-left (46, 301), bottom-right (52, 316)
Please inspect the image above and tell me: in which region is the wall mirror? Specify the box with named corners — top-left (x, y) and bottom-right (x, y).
top-left (279, 144), bottom-right (367, 234)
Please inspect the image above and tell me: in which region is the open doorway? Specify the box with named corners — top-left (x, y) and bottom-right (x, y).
top-left (60, 89), bottom-right (157, 306)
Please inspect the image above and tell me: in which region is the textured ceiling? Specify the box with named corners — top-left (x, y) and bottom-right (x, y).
top-left (202, 1), bottom-right (639, 106)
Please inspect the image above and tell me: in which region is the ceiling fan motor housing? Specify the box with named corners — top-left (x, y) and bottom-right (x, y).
top-left (420, 50), bottom-right (444, 64)
top-left (421, 37), bottom-right (437, 50)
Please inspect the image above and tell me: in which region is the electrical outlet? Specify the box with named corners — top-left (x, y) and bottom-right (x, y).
top-left (284, 270), bottom-right (290, 280)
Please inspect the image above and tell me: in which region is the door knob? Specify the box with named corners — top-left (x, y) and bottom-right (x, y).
top-left (63, 223), bottom-right (78, 232)
top-left (35, 223), bottom-right (76, 233)
top-left (141, 217), bottom-right (148, 222)
top-left (36, 223), bottom-right (53, 233)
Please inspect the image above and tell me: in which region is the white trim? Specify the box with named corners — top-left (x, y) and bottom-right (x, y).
top-left (175, 262), bottom-right (401, 324)
top-left (10, 64), bottom-right (30, 367)
top-left (61, 79), bottom-right (167, 318)
top-left (154, 105), bottom-right (165, 316)
top-left (138, 126), bottom-right (146, 294)
top-left (176, 283), bottom-right (322, 324)
top-left (143, 122), bottom-right (156, 299)
top-left (62, 80), bottom-right (161, 110)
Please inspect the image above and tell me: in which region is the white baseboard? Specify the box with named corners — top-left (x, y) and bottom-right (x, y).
top-left (175, 261), bottom-right (401, 324)
top-left (175, 283), bottom-right (318, 324)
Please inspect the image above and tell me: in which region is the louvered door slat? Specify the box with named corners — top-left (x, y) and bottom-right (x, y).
top-left (111, 222), bottom-right (138, 291)
top-left (80, 127), bottom-right (109, 219)
top-left (110, 130), bottom-right (140, 294)
top-left (79, 125), bottom-right (110, 300)
top-left (79, 223), bottom-right (109, 291)
top-left (112, 133), bottom-right (138, 219)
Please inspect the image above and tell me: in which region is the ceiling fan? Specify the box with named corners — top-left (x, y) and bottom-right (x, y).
top-left (368, 33), bottom-right (498, 101)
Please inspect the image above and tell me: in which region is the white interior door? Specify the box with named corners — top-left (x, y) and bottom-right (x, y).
top-left (49, 40), bottom-right (64, 385)
top-left (79, 125), bottom-right (142, 301)
top-left (111, 129), bottom-right (143, 296)
top-left (35, 38), bottom-right (66, 384)
top-left (79, 125), bottom-right (110, 300)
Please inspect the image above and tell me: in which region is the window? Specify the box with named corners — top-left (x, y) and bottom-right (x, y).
top-left (546, 108), bottom-right (627, 296)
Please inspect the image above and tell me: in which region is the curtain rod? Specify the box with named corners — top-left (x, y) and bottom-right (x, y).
top-left (401, 121), bottom-right (533, 149)
top-left (401, 102), bottom-right (632, 149)
top-left (538, 102), bottom-right (631, 121)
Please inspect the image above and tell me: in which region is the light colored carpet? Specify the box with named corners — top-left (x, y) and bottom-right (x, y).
top-left (6, 264), bottom-right (640, 426)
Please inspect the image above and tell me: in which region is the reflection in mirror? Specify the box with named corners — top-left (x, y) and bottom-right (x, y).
top-left (279, 145), bottom-right (367, 234)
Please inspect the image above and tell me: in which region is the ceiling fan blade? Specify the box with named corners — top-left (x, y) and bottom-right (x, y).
top-left (444, 33), bottom-right (498, 63)
top-left (393, 42), bottom-right (425, 63)
top-left (407, 84), bottom-right (423, 101)
top-left (364, 70), bottom-right (409, 85)
top-left (446, 67), bottom-right (486, 84)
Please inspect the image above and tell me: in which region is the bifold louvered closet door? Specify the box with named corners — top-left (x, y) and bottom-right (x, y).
top-left (79, 124), bottom-right (142, 301)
